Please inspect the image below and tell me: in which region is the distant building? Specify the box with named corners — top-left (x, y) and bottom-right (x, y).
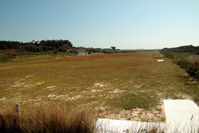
top-left (74, 50), bottom-right (88, 56)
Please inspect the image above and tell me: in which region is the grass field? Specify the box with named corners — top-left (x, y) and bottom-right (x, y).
top-left (0, 52), bottom-right (198, 122)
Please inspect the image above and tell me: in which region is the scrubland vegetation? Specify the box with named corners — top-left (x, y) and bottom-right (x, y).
top-left (1, 51), bottom-right (198, 122)
top-left (161, 45), bottom-right (199, 79)
top-left (161, 45), bottom-right (199, 102)
top-left (1, 45), bottom-right (199, 132)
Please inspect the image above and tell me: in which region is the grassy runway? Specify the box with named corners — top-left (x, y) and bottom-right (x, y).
top-left (0, 52), bottom-right (198, 121)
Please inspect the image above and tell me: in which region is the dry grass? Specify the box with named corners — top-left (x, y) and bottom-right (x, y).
top-left (0, 52), bottom-right (198, 121)
top-left (0, 105), bottom-right (94, 133)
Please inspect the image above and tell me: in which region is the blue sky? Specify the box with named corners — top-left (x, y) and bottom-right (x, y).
top-left (0, 0), bottom-right (199, 49)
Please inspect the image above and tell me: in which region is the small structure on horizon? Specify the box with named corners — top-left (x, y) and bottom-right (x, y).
top-left (74, 50), bottom-right (88, 56)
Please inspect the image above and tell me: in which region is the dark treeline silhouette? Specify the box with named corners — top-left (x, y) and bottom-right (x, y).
top-left (0, 40), bottom-right (73, 52)
top-left (161, 45), bottom-right (199, 56)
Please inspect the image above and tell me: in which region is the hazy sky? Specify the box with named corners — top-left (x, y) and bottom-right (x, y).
top-left (0, 0), bottom-right (199, 49)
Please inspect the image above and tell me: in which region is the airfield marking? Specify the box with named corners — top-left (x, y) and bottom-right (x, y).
top-left (96, 100), bottom-right (199, 133)
top-left (164, 100), bottom-right (199, 133)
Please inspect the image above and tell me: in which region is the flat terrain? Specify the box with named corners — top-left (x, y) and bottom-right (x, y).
top-left (0, 52), bottom-right (198, 121)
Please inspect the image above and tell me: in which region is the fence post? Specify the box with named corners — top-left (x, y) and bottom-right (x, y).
top-left (16, 104), bottom-right (20, 120)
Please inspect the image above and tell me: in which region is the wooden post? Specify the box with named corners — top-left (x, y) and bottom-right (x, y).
top-left (16, 104), bottom-right (20, 120)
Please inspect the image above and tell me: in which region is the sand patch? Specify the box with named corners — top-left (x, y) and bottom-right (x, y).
top-left (25, 75), bottom-right (34, 78)
top-left (47, 94), bottom-right (56, 98)
top-left (94, 83), bottom-right (106, 88)
top-left (46, 86), bottom-right (56, 89)
top-left (110, 89), bottom-right (125, 94)
top-left (97, 103), bottom-right (165, 122)
top-left (47, 94), bottom-right (69, 101)
top-left (12, 81), bottom-right (26, 88)
top-left (0, 97), bottom-right (6, 101)
top-left (133, 84), bottom-right (143, 89)
top-left (91, 89), bottom-right (103, 93)
top-left (36, 82), bottom-right (45, 85)
top-left (176, 93), bottom-right (193, 100)
top-left (66, 95), bottom-right (82, 101)
top-left (11, 80), bottom-right (45, 88)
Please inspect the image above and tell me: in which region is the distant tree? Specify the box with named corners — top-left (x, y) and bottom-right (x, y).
top-left (111, 46), bottom-right (116, 50)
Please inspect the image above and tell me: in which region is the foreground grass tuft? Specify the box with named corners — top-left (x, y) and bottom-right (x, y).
top-left (0, 105), bottom-right (94, 133)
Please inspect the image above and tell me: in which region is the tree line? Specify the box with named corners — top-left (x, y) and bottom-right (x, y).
top-left (0, 40), bottom-right (73, 52)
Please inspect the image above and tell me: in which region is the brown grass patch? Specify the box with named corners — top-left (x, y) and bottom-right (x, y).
top-left (0, 105), bottom-right (95, 133)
